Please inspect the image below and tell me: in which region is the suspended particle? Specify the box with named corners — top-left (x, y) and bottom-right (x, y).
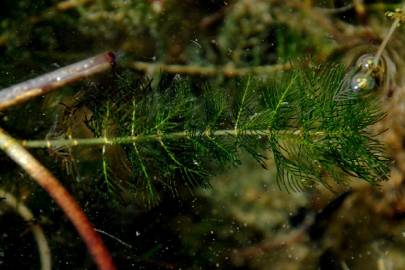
top-left (350, 72), bottom-right (376, 92)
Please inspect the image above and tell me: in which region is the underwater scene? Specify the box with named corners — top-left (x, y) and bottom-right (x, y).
top-left (1, 0), bottom-right (405, 269)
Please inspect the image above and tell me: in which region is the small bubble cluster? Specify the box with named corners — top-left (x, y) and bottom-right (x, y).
top-left (350, 54), bottom-right (380, 93)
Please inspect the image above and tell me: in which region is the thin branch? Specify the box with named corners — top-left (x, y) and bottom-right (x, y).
top-left (234, 77), bottom-right (251, 135)
top-left (0, 52), bottom-right (115, 111)
top-left (0, 188), bottom-right (51, 270)
top-left (373, 4), bottom-right (405, 67)
top-left (31, 0), bottom-right (95, 23)
top-left (128, 61), bottom-right (292, 77)
top-left (0, 127), bottom-right (116, 270)
top-left (94, 228), bottom-right (133, 249)
top-left (373, 19), bottom-right (400, 67)
top-left (0, 0), bottom-right (94, 46)
top-left (316, 4), bottom-right (354, 14)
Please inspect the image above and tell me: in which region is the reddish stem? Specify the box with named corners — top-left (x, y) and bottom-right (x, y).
top-left (0, 127), bottom-right (116, 270)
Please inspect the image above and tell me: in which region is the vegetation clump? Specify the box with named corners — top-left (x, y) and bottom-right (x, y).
top-left (1, 1), bottom-right (405, 269)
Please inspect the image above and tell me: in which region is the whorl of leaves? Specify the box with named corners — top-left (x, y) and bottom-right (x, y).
top-left (83, 65), bottom-right (390, 206)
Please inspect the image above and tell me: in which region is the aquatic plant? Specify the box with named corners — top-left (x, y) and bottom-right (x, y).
top-left (18, 64), bottom-right (391, 203)
top-left (0, 1), bottom-right (404, 269)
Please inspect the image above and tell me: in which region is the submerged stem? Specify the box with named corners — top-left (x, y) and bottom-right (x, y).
top-left (20, 129), bottom-right (329, 148)
top-left (373, 18), bottom-right (400, 67)
top-left (0, 127), bottom-right (116, 270)
top-left (0, 52), bottom-right (115, 111)
top-left (128, 61), bottom-right (292, 77)
top-left (0, 188), bottom-right (51, 270)
top-left (373, 4), bottom-right (405, 67)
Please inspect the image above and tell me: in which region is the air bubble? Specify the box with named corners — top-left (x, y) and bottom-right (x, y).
top-left (350, 72), bottom-right (376, 92)
top-left (355, 54), bottom-right (377, 72)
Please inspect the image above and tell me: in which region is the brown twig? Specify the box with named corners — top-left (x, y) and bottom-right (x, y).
top-left (29, 0), bottom-right (95, 24)
top-left (0, 127), bottom-right (116, 270)
top-left (0, 52), bottom-right (115, 111)
top-left (128, 61), bottom-right (292, 77)
top-left (0, 0), bottom-right (94, 46)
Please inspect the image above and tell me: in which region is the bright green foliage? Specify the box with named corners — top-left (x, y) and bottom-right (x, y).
top-left (73, 64), bottom-right (391, 205)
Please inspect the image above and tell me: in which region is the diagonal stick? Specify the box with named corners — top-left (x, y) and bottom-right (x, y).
top-left (0, 52), bottom-right (115, 111)
top-left (0, 127), bottom-right (116, 270)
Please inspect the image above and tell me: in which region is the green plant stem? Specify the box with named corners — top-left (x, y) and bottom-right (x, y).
top-left (0, 127), bottom-right (116, 270)
top-left (20, 129), bottom-right (327, 148)
top-left (234, 77), bottom-right (251, 135)
top-left (128, 61), bottom-right (292, 77)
